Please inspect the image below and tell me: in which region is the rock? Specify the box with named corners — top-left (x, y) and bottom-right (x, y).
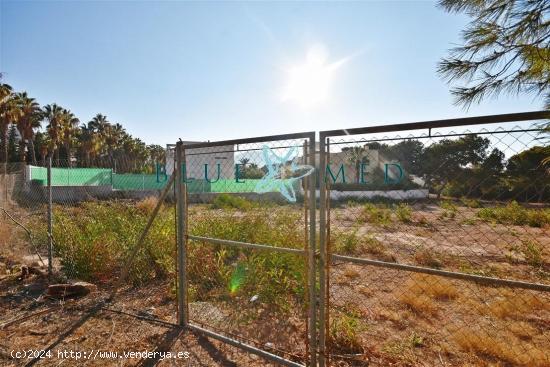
top-left (19, 265), bottom-right (45, 280)
top-left (0, 262), bottom-right (6, 275)
top-left (46, 282), bottom-right (97, 299)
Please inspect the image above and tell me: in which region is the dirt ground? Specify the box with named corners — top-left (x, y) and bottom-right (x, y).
top-left (0, 210), bottom-right (287, 367)
top-left (0, 274), bottom-right (282, 367)
top-left (327, 201), bottom-right (550, 366)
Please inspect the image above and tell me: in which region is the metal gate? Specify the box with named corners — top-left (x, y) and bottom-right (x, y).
top-left (175, 132), bottom-right (317, 367)
top-left (168, 111), bottom-right (549, 366)
top-left (318, 112), bottom-right (550, 366)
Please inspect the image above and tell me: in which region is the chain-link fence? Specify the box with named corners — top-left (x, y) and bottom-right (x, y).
top-left (0, 153), bottom-right (182, 366)
top-left (1, 111), bottom-right (549, 367)
top-left (319, 114), bottom-right (550, 366)
top-left (179, 134), bottom-right (316, 366)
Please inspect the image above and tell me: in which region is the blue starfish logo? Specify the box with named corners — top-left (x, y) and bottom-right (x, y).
top-left (254, 145), bottom-right (315, 202)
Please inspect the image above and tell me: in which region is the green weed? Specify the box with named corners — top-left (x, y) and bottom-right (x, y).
top-left (477, 201), bottom-right (550, 228)
top-left (395, 203), bottom-right (412, 223)
top-left (211, 193), bottom-right (253, 210)
top-left (329, 311), bottom-right (365, 354)
top-left (522, 241), bottom-right (543, 267)
top-left (360, 203), bottom-right (392, 227)
top-left (460, 197), bottom-right (482, 208)
top-left (335, 229), bottom-right (360, 254)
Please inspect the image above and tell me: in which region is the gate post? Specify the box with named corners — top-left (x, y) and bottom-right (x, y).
top-left (307, 134), bottom-right (317, 367)
top-left (176, 142), bottom-right (188, 326)
top-left (318, 135), bottom-right (328, 367)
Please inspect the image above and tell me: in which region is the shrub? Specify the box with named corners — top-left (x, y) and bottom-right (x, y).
top-left (394, 203), bottom-right (412, 223)
top-left (477, 201), bottom-right (550, 227)
top-left (460, 197), bottom-right (482, 208)
top-left (47, 201), bottom-right (174, 283)
top-left (360, 203), bottom-right (392, 226)
top-left (211, 193), bottom-right (253, 210)
top-left (189, 208), bottom-right (305, 311)
top-left (439, 201), bottom-right (458, 219)
top-left (328, 312), bottom-right (365, 354)
top-left (363, 235), bottom-right (385, 255)
top-left (335, 229), bottom-right (360, 254)
top-left (522, 241), bottom-right (543, 267)
top-left (440, 201), bottom-right (457, 212)
top-left (38, 201), bottom-right (307, 315)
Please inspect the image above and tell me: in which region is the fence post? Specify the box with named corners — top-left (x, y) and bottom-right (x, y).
top-left (318, 136), bottom-right (327, 367)
top-left (308, 135), bottom-right (317, 367)
top-left (47, 155), bottom-right (53, 277)
top-left (175, 142), bottom-right (188, 327)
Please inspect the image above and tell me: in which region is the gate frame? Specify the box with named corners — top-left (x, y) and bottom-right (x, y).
top-left (175, 132), bottom-right (317, 367)
top-left (317, 110), bottom-right (550, 367)
top-left (173, 110), bottom-right (549, 366)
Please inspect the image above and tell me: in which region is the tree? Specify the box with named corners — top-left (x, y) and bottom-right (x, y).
top-left (43, 104), bottom-right (67, 165)
top-left (148, 144), bottom-right (166, 166)
top-left (420, 134), bottom-right (490, 198)
top-left (14, 92), bottom-right (41, 164)
top-left (454, 148), bottom-right (505, 198)
top-left (0, 83), bottom-right (20, 165)
top-left (378, 140), bottom-right (424, 175)
top-left (507, 146), bottom-right (550, 201)
top-left (60, 109), bottom-right (80, 167)
top-left (7, 124), bottom-right (19, 163)
top-left (33, 131), bottom-right (50, 166)
top-left (239, 157), bottom-right (250, 166)
top-left (342, 146), bottom-right (370, 183)
top-left (438, 0), bottom-right (550, 108)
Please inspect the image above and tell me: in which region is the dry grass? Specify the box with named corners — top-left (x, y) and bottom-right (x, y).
top-left (508, 321), bottom-right (539, 340)
top-left (398, 274), bottom-right (459, 315)
top-left (398, 293), bottom-right (439, 316)
top-left (135, 196), bottom-right (159, 213)
top-left (378, 309), bottom-right (410, 329)
top-left (487, 291), bottom-right (548, 319)
top-left (342, 267), bottom-right (360, 280)
top-left (453, 328), bottom-right (549, 366)
top-left (413, 274), bottom-right (459, 299)
top-left (413, 248), bottom-right (443, 269)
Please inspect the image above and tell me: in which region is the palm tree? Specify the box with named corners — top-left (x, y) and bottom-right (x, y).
top-left (42, 104), bottom-right (65, 166)
top-left (103, 122), bottom-right (125, 168)
top-left (86, 114), bottom-right (110, 165)
top-left (60, 109), bottom-right (80, 167)
top-left (239, 157), bottom-right (251, 166)
top-left (15, 92), bottom-right (41, 164)
top-left (79, 125), bottom-right (95, 167)
top-left (0, 83), bottom-right (20, 165)
top-left (87, 113), bottom-right (108, 132)
top-left (343, 146), bottom-right (370, 183)
top-left (33, 132), bottom-right (50, 166)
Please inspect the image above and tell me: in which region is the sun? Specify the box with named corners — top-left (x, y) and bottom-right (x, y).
top-left (282, 44), bottom-right (346, 109)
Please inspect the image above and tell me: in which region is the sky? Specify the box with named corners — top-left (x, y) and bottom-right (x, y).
top-left (0, 0), bottom-right (543, 146)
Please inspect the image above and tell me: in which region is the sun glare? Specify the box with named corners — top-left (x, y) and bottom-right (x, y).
top-left (282, 44), bottom-right (346, 109)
